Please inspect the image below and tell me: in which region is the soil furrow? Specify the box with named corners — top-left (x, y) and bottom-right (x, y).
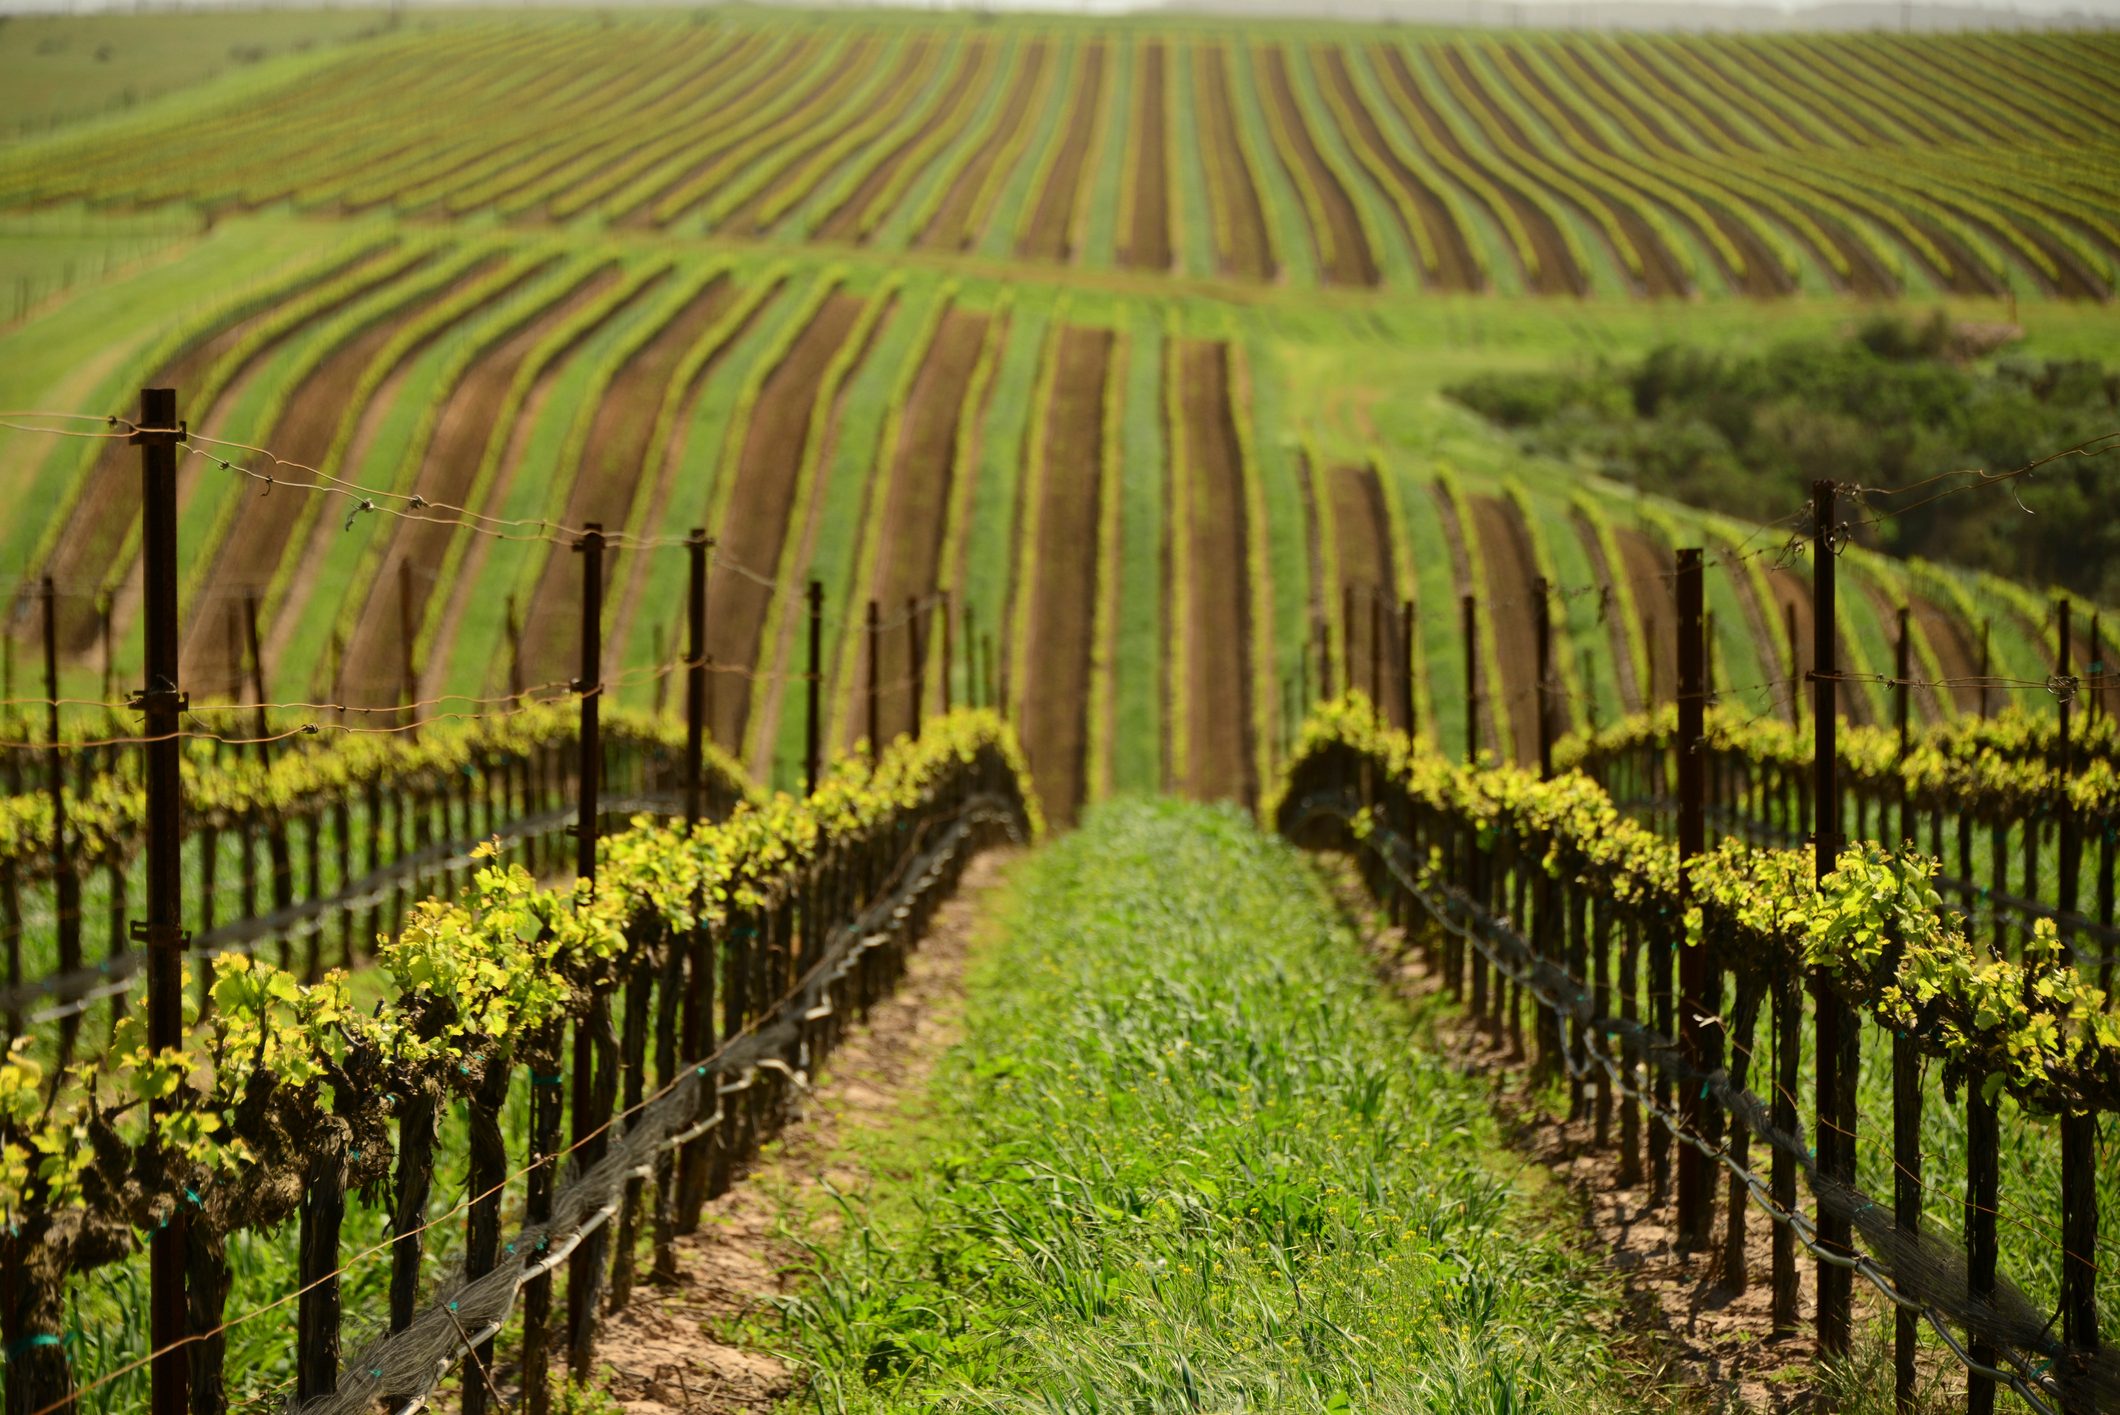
top-left (336, 266), bottom-right (625, 705)
top-left (704, 293), bottom-right (865, 754)
top-left (1472, 492), bottom-right (1561, 765)
top-left (513, 278), bottom-right (738, 688)
top-left (1192, 43), bottom-right (1275, 281)
top-left (1015, 42), bottom-right (1107, 263)
top-left (1569, 510), bottom-right (1643, 713)
top-left (1314, 46), bottom-right (1476, 290)
top-left (1427, 479), bottom-right (1501, 758)
top-left (815, 40), bottom-right (994, 244)
top-left (1120, 40), bottom-right (1173, 271)
top-left (864, 309), bottom-right (990, 745)
top-left (1330, 463), bottom-right (1399, 722)
top-left (1258, 45), bottom-right (1378, 286)
top-left (1177, 340), bottom-right (1256, 809)
top-left (1615, 524), bottom-right (1677, 711)
top-left (917, 41), bottom-right (1051, 251)
top-left (1375, 45), bottom-right (1584, 295)
top-left (1023, 327), bottom-right (1111, 828)
top-left (179, 255), bottom-right (516, 693)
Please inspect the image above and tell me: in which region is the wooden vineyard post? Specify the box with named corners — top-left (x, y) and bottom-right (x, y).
top-left (1887, 608), bottom-right (1920, 1412)
top-left (908, 595), bottom-right (926, 740)
top-left (1811, 479), bottom-right (1855, 1361)
top-left (1534, 577), bottom-right (1553, 780)
top-left (939, 593), bottom-right (953, 715)
top-left (1674, 550), bottom-right (1715, 1252)
top-left (866, 598), bottom-right (881, 761)
top-left (397, 556), bottom-right (419, 731)
top-left (2054, 597), bottom-right (2100, 1411)
top-left (1401, 597), bottom-right (1416, 741)
top-left (135, 388), bottom-right (191, 1415)
top-left (1462, 594), bottom-right (1478, 765)
top-left (1783, 602), bottom-right (1802, 726)
top-left (566, 523), bottom-right (611, 1382)
top-left (40, 577), bottom-right (81, 1062)
top-left (674, 529), bottom-right (714, 1243)
top-left (1895, 606), bottom-right (1912, 847)
top-left (805, 580), bottom-right (823, 794)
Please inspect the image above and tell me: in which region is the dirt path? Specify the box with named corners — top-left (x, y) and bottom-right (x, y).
top-left (587, 847), bottom-right (1016, 1415)
top-left (1019, 326), bottom-right (1110, 828)
top-left (514, 278), bottom-right (737, 688)
top-left (178, 256), bottom-right (514, 693)
top-left (815, 39), bottom-right (995, 245)
top-left (1570, 510), bottom-right (1644, 714)
top-left (1428, 480), bottom-right (1502, 758)
top-left (1256, 45), bottom-right (1378, 286)
top-left (859, 309), bottom-right (990, 744)
top-left (336, 265), bottom-right (622, 705)
top-left (1616, 524), bottom-right (1677, 711)
top-left (1314, 46), bottom-right (1478, 291)
top-left (40, 247), bottom-right (396, 657)
top-left (1014, 42), bottom-right (1107, 263)
top-left (704, 294), bottom-right (865, 754)
top-left (1119, 41), bottom-right (1173, 271)
top-left (1470, 493), bottom-right (1556, 765)
top-left (1374, 46), bottom-right (1584, 296)
top-left (1329, 463), bottom-right (1399, 722)
top-left (917, 41), bottom-right (1051, 252)
top-left (1174, 340), bottom-right (1256, 809)
top-left (1193, 43), bottom-right (1276, 282)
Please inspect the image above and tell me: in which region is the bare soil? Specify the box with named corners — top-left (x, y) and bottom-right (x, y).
top-left (704, 293), bottom-right (865, 754)
top-left (1014, 42), bottom-right (1107, 263)
top-left (1428, 479), bottom-right (1502, 757)
top-left (1119, 41), bottom-right (1173, 272)
top-left (584, 847), bottom-right (1015, 1415)
top-left (1329, 462), bottom-right (1399, 724)
top-left (1017, 326), bottom-right (1109, 827)
top-left (1193, 43), bottom-right (1276, 282)
top-left (1315, 46), bottom-right (1478, 291)
top-left (1570, 509), bottom-right (1645, 714)
top-left (39, 245), bottom-right (398, 657)
top-left (1472, 492), bottom-right (1560, 763)
top-left (514, 278), bottom-right (737, 688)
top-left (337, 263), bottom-right (626, 706)
top-left (1374, 45), bottom-right (1586, 296)
top-left (916, 41), bottom-right (1051, 252)
top-left (864, 308), bottom-right (990, 744)
top-left (178, 255), bottom-right (517, 694)
top-left (1174, 339), bottom-right (1256, 809)
top-left (1908, 593), bottom-right (1983, 719)
top-left (1617, 523), bottom-right (1678, 710)
top-left (815, 38), bottom-right (995, 245)
top-left (1256, 45), bottom-right (1378, 286)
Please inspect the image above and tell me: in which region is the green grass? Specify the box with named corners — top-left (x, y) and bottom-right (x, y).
top-left (766, 796), bottom-right (1649, 1413)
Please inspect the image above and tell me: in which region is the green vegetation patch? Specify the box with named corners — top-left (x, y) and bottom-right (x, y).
top-left (771, 796), bottom-right (1644, 1413)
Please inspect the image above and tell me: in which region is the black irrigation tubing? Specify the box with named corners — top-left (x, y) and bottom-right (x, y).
top-left (2, 795), bottom-right (684, 1026)
top-left (1284, 790), bottom-right (2120, 1415)
top-left (300, 794), bottom-right (1026, 1415)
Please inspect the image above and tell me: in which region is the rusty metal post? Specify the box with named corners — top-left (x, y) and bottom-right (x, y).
top-left (1401, 597), bottom-right (1416, 740)
top-left (565, 522), bottom-right (607, 1378)
top-left (396, 556), bottom-right (418, 728)
top-left (2055, 597), bottom-right (2099, 1410)
top-left (1534, 576), bottom-right (1553, 779)
top-left (685, 532), bottom-right (708, 823)
top-left (939, 593), bottom-right (952, 715)
top-left (1462, 594), bottom-right (1478, 765)
top-left (135, 387), bottom-right (189, 1415)
top-left (40, 578), bottom-right (80, 1058)
top-left (1675, 549), bottom-right (1709, 1251)
top-left (866, 599), bottom-right (881, 762)
top-left (804, 580), bottom-right (822, 794)
top-left (573, 524), bottom-right (604, 882)
top-left (1812, 480), bottom-right (1854, 1360)
top-left (1896, 606), bottom-right (1912, 846)
top-left (1368, 589), bottom-right (1382, 706)
top-left (907, 595), bottom-right (925, 742)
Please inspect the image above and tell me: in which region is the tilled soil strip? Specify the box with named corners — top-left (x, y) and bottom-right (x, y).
top-left (580, 848), bottom-right (1017, 1415)
top-left (916, 41), bottom-right (1052, 251)
top-left (1314, 45), bottom-right (1477, 291)
top-left (1192, 42), bottom-right (1276, 282)
top-left (1121, 41), bottom-right (1174, 271)
top-left (1329, 462), bottom-right (1398, 723)
top-left (1569, 509), bottom-right (1644, 714)
top-left (1015, 42), bottom-right (1108, 263)
top-left (1257, 44), bottom-right (1378, 286)
top-left (1177, 340), bottom-right (1257, 809)
top-left (1471, 491), bottom-right (1559, 763)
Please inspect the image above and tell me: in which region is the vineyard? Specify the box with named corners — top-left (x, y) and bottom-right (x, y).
top-left (1, 5), bottom-right (2119, 1415)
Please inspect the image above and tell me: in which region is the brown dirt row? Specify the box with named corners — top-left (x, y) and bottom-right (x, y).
top-left (1329, 462), bottom-right (1400, 724)
top-left (815, 39), bottom-right (995, 244)
top-left (1119, 41), bottom-right (1173, 272)
top-left (1908, 593), bottom-right (1985, 719)
top-left (611, 38), bottom-right (876, 231)
top-left (1471, 492), bottom-right (1561, 765)
top-left (916, 41), bottom-right (1052, 252)
top-left (1568, 509), bottom-right (1644, 714)
top-left (1374, 46), bottom-right (1585, 296)
top-left (1708, 537), bottom-right (1800, 726)
top-left (1192, 43), bottom-right (1276, 282)
top-left (178, 255), bottom-right (518, 694)
top-left (1493, 44), bottom-right (1788, 297)
top-left (40, 246), bottom-right (406, 657)
top-left (1176, 340), bottom-right (1256, 809)
top-left (1608, 40), bottom-right (1764, 155)
top-left (1615, 524), bottom-right (1677, 710)
top-left (862, 308), bottom-right (990, 745)
top-left (512, 278), bottom-right (740, 689)
top-left (1257, 45), bottom-right (1379, 287)
top-left (336, 265), bottom-right (629, 705)
top-left (1433, 44), bottom-right (1687, 299)
top-left (1014, 43), bottom-right (1107, 263)
top-left (1426, 479), bottom-right (1501, 758)
top-left (704, 293), bottom-right (867, 754)
top-left (1313, 46), bottom-right (1478, 291)
top-left (1022, 326), bottom-right (1111, 829)
top-left (720, 40), bottom-right (937, 238)
top-left (1292, 450), bottom-right (1327, 701)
